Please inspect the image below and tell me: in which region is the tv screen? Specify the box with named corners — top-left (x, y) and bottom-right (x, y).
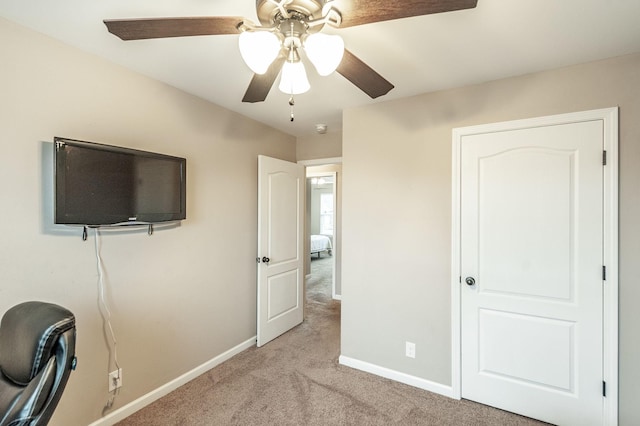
top-left (54, 137), bottom-right (186, 226)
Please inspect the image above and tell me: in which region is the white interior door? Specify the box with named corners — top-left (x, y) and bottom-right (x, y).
top-left (460, 120), bottom-right (605, 425)
top-left (257, 155), bottom-right (304, 347)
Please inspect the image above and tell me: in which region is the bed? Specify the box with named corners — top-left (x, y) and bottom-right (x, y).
top-left (310, 235), bottom-right (332, 257)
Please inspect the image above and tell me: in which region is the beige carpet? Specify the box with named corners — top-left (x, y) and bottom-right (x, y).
top-left (116, 257), bottom-right (546, 425)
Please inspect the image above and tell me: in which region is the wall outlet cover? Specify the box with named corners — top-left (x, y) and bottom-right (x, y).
top-left (108, 368), bottom-right (122, 392)
top-left (406, 341), bottom-right (416, 359)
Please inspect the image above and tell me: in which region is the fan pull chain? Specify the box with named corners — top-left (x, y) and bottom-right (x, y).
top-left (289, 96), bottom-right (295, 122)
top-left (287, 20), bottom-right (295, 122)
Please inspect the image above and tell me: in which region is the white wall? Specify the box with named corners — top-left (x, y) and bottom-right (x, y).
top-left (341, 52), bottom-right (640, 424)
top-left (0, 18), bottom-right (296, 426)
top-left (296, 130), bottom-right (342, 162)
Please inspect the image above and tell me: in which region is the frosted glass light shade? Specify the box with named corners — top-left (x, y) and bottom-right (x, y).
top-left (238, 31), bottom-right (280, 75)
top-left (304, 33), bottom-right (344, 76)
top-left (278, 61), bottom-right (310, 95)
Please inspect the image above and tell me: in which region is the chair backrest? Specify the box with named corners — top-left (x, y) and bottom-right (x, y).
top-left (0, 301), bottom-right (76, 426)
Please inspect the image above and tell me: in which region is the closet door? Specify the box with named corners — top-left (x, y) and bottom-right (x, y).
top-left (459, 119), bottom-right (604, 425)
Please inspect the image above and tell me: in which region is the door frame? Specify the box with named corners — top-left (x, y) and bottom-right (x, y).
top-left (299, 157), bottom-right (343, 300)
top-left (450, 108), bottom-right (619, 424)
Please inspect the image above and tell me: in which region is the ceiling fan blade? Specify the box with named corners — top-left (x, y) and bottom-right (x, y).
top-left (336, 49), bottom-right (394, 99)
top-left (333, 0), bottom-right (478, 28)
top-left (104, 17), bottom-right (244, 40)
top-left (242, 55), bottom-right (287, 103)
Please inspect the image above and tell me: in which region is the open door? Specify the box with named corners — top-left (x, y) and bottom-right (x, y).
top-left (257, 155), bottom-right (305, 347)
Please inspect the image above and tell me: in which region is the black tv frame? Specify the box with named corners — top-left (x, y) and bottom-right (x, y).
top-left (54, 137), bottom-right (186, 227)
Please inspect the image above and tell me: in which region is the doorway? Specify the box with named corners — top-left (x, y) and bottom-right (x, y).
top-left (307, 172), bottom-right (336, 300)
top-left (305, 163), bottom-right (342, 301)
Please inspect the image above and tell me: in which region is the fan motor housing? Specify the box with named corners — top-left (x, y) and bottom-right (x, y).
top-left (256, 0), bottom-right (325, 26)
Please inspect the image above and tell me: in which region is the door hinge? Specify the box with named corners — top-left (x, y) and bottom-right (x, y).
top-left (603, 150), bottom-right (607, 166)
top-left (603, 380), bottom-right (606, 397)
top-left (602, 265), bottom-right (607, 281)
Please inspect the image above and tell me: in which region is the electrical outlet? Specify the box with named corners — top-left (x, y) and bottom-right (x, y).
top-left (406, 342), bottom-right (416, 359)
top-left (108, 368), bottom-right (122, 392)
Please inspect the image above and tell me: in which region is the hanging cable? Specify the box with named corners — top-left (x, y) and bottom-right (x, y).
top-left (94, 229), bottom-right (121, 391)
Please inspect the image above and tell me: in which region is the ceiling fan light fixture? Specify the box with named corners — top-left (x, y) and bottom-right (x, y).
top-left (304, 33), bottom-right (344, 76)
top-left (238, 31), bottom-right (281, 75)
top-left (278, 60), bottom-right (310, 95)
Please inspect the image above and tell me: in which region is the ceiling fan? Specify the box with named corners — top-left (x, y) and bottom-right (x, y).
top-left (104, 0), bottom-right (477, 105)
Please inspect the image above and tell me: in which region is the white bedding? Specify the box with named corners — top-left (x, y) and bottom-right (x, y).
top-left (310, 234), bottom-right (332, 254)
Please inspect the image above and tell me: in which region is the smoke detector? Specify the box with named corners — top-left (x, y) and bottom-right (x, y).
top-left (315, 124), bottom-right (328, 134)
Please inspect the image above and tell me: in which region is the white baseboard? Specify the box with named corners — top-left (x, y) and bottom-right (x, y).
top-left (338, 355), bottom-right (455, 399)
top-left (89, 336), bottom-right (257, 426)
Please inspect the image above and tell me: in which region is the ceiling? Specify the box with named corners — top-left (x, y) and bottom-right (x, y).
top-left (1, 0), bottom-right (640, 137)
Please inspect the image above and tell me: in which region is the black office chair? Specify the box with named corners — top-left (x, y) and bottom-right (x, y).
top-left (0, 301), bottom-right (76, 426)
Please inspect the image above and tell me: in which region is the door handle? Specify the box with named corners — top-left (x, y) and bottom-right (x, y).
top-left (262, 257), bottom-right (270, 264)
top-left (465, 277), bottom-right (476, 286)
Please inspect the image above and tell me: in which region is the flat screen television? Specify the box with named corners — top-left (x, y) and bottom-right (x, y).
top-left (54, 137), bottom-right (186, 226)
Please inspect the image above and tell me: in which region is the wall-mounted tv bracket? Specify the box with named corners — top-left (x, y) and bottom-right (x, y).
top-left (80, 224), bottom-right (155, 241)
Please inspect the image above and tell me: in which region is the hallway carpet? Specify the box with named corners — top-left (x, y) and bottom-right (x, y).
top-left (116, 257), bottom-right (545, 425)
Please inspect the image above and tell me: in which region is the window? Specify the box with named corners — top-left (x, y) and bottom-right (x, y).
top-left (319, 192), bottom-right (334, 235)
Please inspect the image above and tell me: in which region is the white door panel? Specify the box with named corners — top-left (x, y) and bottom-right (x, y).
top-left (267, 270), bottom-right (300, 320)
top-left (477, 148), bottom-right (575, 300)
top-left (460, 120), bottom-right (604, 425)
top-left (268, 171), bottom-right (300, 262)
top-left (257, 155), bottom-right (304, 347)
top-left (479, 309), bottom-right (575, 392)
